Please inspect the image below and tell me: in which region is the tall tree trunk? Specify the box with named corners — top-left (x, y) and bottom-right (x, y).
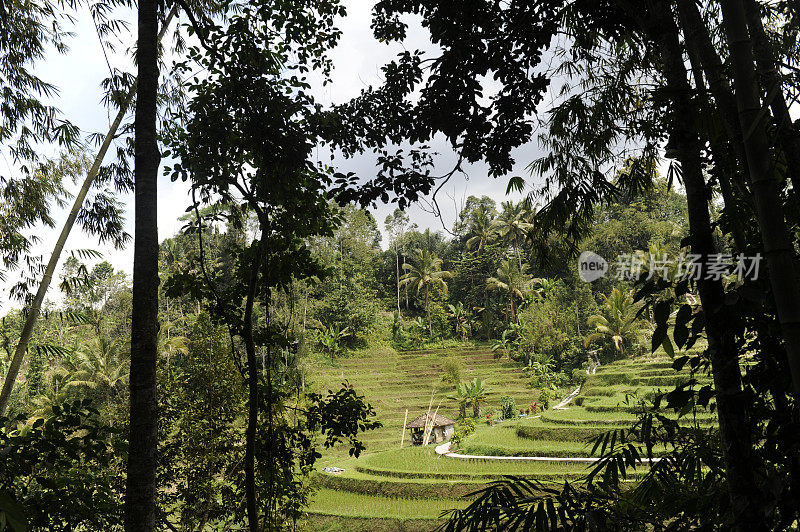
top-left (242, 237), bottom-right (264, 532)
top-left (125, 0), bottom-right (161, 527)
top-left (675, 0), bottom-right (751, 196)
top-left (403, 253), bottom-right (408, 309)
top-left (744, 0), bottom-right (800, 193)
top-left (0, 8), bottom-right (176, 417)
top-left (721, 0), bottom-right (800, 395)
top-left (647, 3), bottom-right (766, 528)
top-left (682, 31), bottom-right (748, 253)
top-left (302, 285), bottom-right (308, 334)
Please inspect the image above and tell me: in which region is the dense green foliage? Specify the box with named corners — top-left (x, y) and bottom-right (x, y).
top-left (4, 0), bottom-right (800, 529)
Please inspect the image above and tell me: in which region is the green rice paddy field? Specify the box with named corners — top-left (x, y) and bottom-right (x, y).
top-left (302, 347), bottom-right (716, 531)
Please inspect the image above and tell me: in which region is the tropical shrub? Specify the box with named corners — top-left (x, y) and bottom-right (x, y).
top-left (491, 324), bottom-right (522, 360)
top-left (537, 388), bottom-right (554, 409)
top-left (0, 400), bottom-right (122, 531)
top-left (313, 286), bottom-right (378, 348)
top-left (316, 323), bottom-right (351, 362)
top-left (429, 301), bottom-right (451, 339)
top-left (447, 302), bottom-right (472, 342)
top-left (450, 417), bottom-right (476, 446)
top-left (525, 357), bottom-right (559, 389)
top-left (403, 317), bottom-right (427, 349)
top-left (516, 280), bottom-right (587, 372)
top-left (571, 368), bottom-right (589, 385)
top-left (500, 396), bottom-right (517, 420)
top-left (441, 357), bottom-right (464, 386)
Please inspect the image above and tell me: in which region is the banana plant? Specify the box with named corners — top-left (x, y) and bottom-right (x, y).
top-left (447, 302), bottom-right (472, 343)
top-left (448, 382), bottom-right (471, 419)
top-left (317, 323), bottom-right (351, 363)
top-left (465, 378), bottom-right (488, 417)
top-left (491, 323), bottom-right (523, 360)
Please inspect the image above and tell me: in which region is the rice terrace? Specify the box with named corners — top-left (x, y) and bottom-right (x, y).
top-left (304, 343), bottom-right (716, 530)
top-left (3, 0), bottom-right (800, 530)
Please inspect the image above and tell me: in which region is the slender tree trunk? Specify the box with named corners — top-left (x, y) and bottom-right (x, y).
top-left (647, 3), bottom-right (766, 528)
top-left (426, 286), bottom-right (431, 337)
top-left (242, 237), bottom-right (264, 532)
top-left (0, 9), bottom-right (176, 416)
top-left (395, 243), bottom-right (401, 314)
top-left (302, 285), bottom-right (308, 334)
top-left (721, 0), bottom-right (800, 395)
top-left (403, 253), bottom-right (408, 309)
top-left (125, 0), bottom-right (161, 527)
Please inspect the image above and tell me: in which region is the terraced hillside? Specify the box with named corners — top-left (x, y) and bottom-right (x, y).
top-left (311, 346), bottom-right (539, 461)
top-left (459, 356), bottom-right (716, 457)
top-left (304, 350), bottom-right (717, 531)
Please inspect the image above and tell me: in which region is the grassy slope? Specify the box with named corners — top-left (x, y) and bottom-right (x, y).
top-left (311, 345), bottom-right (538, 462)
top-left (304, 346), bottom-right (716, 530)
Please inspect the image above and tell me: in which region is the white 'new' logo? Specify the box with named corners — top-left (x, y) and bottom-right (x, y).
top-left (578, 251), bottom-right (607, 282)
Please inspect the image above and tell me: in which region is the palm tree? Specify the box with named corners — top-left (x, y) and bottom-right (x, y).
top-left (27, 367), bottom-right (77, 423)
top-left (486, 260), bottom-right (532, 323)
top-left (584, 288), bottom-right (642, 357)
top-left (491, 201), bottom-right (533, 267)
top-left (158, 332), bottom-right (188, 375)
top-left (400, 249), bottom-right (453, 336)
top-left (66, 337), bottom-right (130, 404)
top-left (465, 209), bottom-right (495, 252)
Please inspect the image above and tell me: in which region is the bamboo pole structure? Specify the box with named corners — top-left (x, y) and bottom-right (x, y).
top-left (423, 401), bottom-right (442, 446)
top-left (421, 390), bottom-right (435, 446)
top-left (400, 408), bottom-right (408, 448)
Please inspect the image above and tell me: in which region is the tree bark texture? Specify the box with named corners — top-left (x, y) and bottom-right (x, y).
top-left (125, 0), bottom-right (161, 528)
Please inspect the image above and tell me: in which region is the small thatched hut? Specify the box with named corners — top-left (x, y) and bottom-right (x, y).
top-left (405, 412), bottom-right (456, 445)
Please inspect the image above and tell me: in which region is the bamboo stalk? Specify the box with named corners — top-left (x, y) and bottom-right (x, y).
top-left (0, 6), bottom-right (178, 416)
top-left (721, 0), bottom-right (800, 394)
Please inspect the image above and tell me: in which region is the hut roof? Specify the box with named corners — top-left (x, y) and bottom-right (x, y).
top-left (405, 412), bottom-right (457, 429)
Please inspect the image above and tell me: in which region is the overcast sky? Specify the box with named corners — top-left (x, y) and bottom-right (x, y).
top-left (2, 1), bottom-right (544, 309)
